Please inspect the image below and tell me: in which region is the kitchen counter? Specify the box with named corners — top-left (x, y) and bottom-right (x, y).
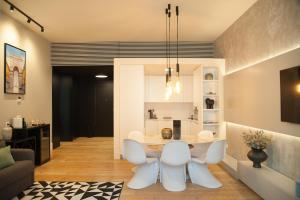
top-left (145, 118), bottom-right (200, 135)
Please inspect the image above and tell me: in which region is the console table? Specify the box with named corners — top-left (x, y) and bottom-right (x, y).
top-left (6, 124), bottom-right (51, 165)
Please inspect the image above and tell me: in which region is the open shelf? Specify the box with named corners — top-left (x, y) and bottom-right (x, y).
top-left (202, 66), bottom-right (222, 135)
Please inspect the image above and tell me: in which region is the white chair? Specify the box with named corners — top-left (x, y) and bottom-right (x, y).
top-left (123, 139), bottom-right (159, 189)
top-left (190, 130), bottom-right (214, 158)
top-left (128, 130), bottom-right (160, 158)
top-left (188, 139), bottom-right (226, 188)
top-left (198, 130), bottom-right (214, 137)
top-left (160, 140), bottom-right (191, 192)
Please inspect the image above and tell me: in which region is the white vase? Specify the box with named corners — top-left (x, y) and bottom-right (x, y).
top-left (2, 122), bottom-right (12, 141)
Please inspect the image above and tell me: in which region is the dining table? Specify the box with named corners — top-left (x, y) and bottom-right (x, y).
top-left (131, 134), bottom-right (225, 152)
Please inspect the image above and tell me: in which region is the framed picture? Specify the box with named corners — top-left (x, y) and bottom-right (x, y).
top-left (4, 43), bottom-right (26, 94)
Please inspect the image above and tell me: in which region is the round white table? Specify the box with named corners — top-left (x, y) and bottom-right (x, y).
top-left (133, 134), bottom-right (223, 145)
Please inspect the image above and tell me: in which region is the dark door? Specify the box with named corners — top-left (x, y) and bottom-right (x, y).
top-left (94, 79), bottom-right (113, 136)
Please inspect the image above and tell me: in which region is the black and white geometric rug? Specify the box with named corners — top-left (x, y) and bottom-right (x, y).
top-left (14, 181), bottom-right (124, 200)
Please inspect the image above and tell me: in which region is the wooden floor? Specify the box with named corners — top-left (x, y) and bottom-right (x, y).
top-left (35, 137), bottom-right (262, 200)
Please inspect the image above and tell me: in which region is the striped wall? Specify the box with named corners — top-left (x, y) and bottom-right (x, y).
top-left (51, 42), bottom-right (214, 66)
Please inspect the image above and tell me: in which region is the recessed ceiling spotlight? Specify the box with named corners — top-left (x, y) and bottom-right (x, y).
top-left (27, 18), bottom-right (31, 23)
top-left (10, 5), bottom-right (14, 12)
top-left (95, 74), bottom-right (108, 79)
top-left (41, 27), bottom-right (44, 32)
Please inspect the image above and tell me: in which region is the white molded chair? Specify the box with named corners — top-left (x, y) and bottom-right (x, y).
top-left (123, 139), bottom-right (159, 189)
top-left (198, 130), bottom-right (214, 137)
top-left (188, 139), bottom-right (226, 188)
top-left (128, 130), bottom-right (160, 158)
top-left (190, 130), bottom-right (214, 158)
top-left (160, 140), bottom-right (191, 192)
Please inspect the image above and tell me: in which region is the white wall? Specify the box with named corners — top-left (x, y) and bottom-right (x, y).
top-left (114, 63), bottom-right (144, 159)
top-left (0, 12), bottom-right (51, 143)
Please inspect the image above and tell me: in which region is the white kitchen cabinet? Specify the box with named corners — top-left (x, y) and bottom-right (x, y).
top-left (144, 76), bottom-right (150, 102)
top-left (191, 120), bottom-right (200, 135)
top-left (145, 120), bottom-right (158, 136)
top-left (181, 120), bottom-right (191, 135)
top-left (182, 76), bottom-right (193, 102)
top-left (147, 76), bottom-right (166, 102)
top-left (118, 65), bottom-right (144, 157)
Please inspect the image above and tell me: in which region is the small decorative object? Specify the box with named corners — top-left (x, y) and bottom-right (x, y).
top-left (205, 73), bottom-right (214, 80)
top-left (243, 130), bottom-right (272, 168)
top-left (148, 109), bottom-right (155, 119)
top-left (2, 122), bottom-right (13, 141)
top-left (205, 98), bottom-right (215, 109)
top-left (173, 120), bottom-right (181, 140)
top-left (12, 115), bottom-right (23, 128)
top-left (4, 43), bottom-right (26, 94)
top-left (161, 128), bottom-right (172, 139)
top-left (207, 92), bottom-right (216, 95)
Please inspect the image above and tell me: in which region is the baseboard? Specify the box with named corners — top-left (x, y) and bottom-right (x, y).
top-left (220, 153), bottom-right (239, 179)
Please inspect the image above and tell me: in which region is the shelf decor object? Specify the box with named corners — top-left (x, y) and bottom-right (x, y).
top-left (205, 98), bottom-right (215, 109)
top-left (161, 128), bottom-right (172, 139)
top-left (4, 43), bottom-right (26, 94)
top-left (204, 73), bottom-right (214, 80)
top-left (242, 130), bottom-right (272, 168)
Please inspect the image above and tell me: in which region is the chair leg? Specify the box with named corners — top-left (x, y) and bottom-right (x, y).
top-left (161, 163), bottom-right (187, 192)
top-left (188, 162), bottom-right (222, 188)
top-left (127, 161), bottom-right (159, 189)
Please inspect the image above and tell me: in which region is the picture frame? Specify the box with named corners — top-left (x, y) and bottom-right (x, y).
top-left (4, 43), bottom-right (26, 94)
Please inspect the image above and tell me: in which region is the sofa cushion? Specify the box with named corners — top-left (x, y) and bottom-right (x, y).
top-left (0, 146), bottom-right (15, 169)
top-left (0, 160), bottom-right (34, 189)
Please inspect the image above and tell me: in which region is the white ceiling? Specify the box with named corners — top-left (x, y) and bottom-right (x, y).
top-left (1, 0), bottom-right (257, 43)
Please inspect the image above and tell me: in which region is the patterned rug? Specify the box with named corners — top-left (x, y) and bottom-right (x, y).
top-left (14, 181), bottom-right (124, 200)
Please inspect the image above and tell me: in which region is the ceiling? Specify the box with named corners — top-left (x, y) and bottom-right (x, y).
top-left (1, 0), bottom-right (257, 43)
top-left (144, 64), bottom-right (199, 75)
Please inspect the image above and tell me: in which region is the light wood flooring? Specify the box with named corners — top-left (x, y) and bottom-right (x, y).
top-left (35, 137), bottom-right (262, 200)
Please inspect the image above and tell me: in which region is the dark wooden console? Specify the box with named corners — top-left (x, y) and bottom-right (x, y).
top-left (7, 124), bottom-right (51, 165)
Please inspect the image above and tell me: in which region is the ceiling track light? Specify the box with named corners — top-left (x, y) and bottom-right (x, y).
top-left (4, 0), bottom-right (45, 33)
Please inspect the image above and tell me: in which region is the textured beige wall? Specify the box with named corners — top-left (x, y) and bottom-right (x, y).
top-left (215, 0), bottom-right (300, 180)
top-left (215, 0), bottom-right (300, 73)
top-left (225, 48), bottom-right (300, 137)
top-left (224, 48), bottom-right (300, 180)
top-left (0, 12), bottom-right (51, 138)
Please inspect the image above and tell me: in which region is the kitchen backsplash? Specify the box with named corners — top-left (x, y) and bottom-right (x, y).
top-left (145, 102), bottom-right (194, 120)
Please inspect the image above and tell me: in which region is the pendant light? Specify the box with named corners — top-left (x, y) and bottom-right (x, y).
top-left (164, 4), bottom-right (181, 99)
top-left (165, 4), bottom-right (172, 100)
top-left (175, 5), bottom-right (181, 94)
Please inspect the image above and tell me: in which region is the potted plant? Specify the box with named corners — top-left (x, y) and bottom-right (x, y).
top-left (242, 130), bottom-right (272, 168)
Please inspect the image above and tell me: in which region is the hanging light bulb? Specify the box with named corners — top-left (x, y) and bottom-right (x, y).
top-left (175, 77), bottom-right (181, 94)
top-left (165, 74), bottom-right (173, 100)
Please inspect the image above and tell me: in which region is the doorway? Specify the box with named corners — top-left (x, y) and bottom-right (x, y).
top-left (52, 66), bottom-right (113, 148)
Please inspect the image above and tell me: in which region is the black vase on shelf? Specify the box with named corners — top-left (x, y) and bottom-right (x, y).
top-left (247, 148), bottom-right (268, 168)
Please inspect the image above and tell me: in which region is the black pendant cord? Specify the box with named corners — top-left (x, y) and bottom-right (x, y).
top-left (176, 6), bottom-right (180, 76)
top-left (165, 8), bottom-right (169, 85)
top-left (168, 10), bottom-right (171, 79)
